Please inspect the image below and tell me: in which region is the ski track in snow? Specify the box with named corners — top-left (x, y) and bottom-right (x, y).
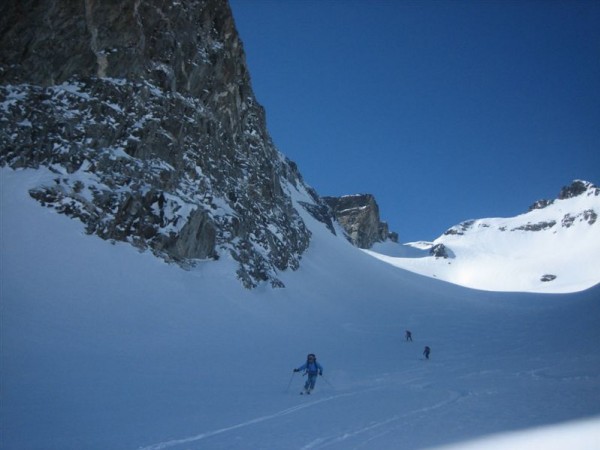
top-left (138, 367), bottom-right (433, 450)
top-left (299, 389), bottom-right (465, 450)
top-left (137, 389), bottom-right (379, 450)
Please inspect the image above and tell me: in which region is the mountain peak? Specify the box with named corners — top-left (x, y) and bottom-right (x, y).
top-left (558, 180), bottom-right (599, 200)
top-left (530, 180), bottom-right (598, 211)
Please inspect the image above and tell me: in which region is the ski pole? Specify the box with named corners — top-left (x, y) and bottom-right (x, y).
top-left (285, 371), bottom-right (296, 392)
top-left (321, 375), bottom-right (334, 389)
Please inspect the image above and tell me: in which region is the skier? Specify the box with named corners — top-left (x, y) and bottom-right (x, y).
top-left (405, 330), bottom-right (413, 342)
top-left (293, 353), bottom-right (323, 394)
top-left (423, 345), bottom-right (431, 360)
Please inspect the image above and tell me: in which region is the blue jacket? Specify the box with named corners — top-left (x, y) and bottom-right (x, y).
top-left (297, 361), bottom-right (323, 375)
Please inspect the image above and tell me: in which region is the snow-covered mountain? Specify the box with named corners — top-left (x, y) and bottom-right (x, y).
top-left (1, 1), bottom-right (599, 449)
top-left (367, 180), bottom-right (600, 293)
top-left (2, 0), bottom-right (596, 295)
top-left (2, 167), bottom-right (600, 450)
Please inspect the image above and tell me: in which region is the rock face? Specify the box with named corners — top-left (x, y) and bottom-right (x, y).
top-left (0, 0), bottom-right (330, 288)
top-left (323, 194), bottom-right (398, 248)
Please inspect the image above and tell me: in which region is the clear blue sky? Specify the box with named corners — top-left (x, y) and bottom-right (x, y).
top-left (229, 0), bottom-right (600, 243)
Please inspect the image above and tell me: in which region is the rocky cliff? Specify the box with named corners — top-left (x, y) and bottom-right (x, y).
top-left (0, 0), bottom-right (331, 288)
top-left (323, 194), bottom-right (398, 249)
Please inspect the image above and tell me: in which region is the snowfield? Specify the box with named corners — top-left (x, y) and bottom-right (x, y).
top-left (367, 182), bottom-right (600, 294)
top-left (2, 167), bottom-right (600, 450)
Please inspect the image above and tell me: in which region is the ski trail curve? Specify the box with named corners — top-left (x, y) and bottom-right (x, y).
top-left (300, 389), bottom-right (466, 449)
top-left (137, 389), bottom-right (379, 450)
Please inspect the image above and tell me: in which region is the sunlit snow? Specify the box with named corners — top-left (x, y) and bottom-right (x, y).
top-left (367, 186), bottom-right (600, 293)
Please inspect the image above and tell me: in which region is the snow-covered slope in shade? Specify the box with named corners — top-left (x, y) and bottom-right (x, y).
top-left (2, 168), bottom-right (600, 450)
top-left (367, 181), bottom-right (600, 293)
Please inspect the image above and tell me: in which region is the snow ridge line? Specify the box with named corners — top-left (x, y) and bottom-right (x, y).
top-left (137, 389), bottom-right (378, 450)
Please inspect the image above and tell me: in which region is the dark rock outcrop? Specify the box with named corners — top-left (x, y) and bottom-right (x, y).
top-left (558, 180), bottom-right (595, 200)
top-left (0, 0), bottom-right (332, 288)
top-left (430, 243), bottom-right (450, 259)
top-left (323, 194), bottom-right (398, 248)
top-left (511, 221), bottom-right (557, 232)
top-left (443, 220), bottom-right (476, 236)
top-left (524, 181), bottom-right (599, 231)
top-left (529, 180), bottom-right (599, 211)
top-left (528, 199), bottom-right (554, 211)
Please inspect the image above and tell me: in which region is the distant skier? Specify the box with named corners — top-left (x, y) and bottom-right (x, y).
top-left (423, 346), bottom-right (431, 360)
top-left (405, 330), bottom-right (412, 342)
top-left (293, 353), bottom-right (323, 394)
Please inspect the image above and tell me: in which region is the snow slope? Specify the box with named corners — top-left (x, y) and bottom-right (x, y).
top-left (2, 167), bottom-right (600, 450)
top-left (367, 183), bottom-right (600, 293)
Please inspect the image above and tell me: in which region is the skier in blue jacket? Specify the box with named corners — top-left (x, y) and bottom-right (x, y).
top-left (294, 353), bottom-right (323, 394)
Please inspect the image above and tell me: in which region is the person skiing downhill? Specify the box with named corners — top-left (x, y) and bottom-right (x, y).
top-left (423, 346), bottom-right (431, 360)
top-left (293, 353), bottom-right (323, 394)
top-left (405, 330), bottom-right (413, 342)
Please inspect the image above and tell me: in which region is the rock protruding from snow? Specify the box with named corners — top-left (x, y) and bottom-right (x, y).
top-left (443, 220), bottom-right (476, 236)
top-left (430, 243), bottom-right (451, 259)
top-left (0, 0), bottom-right (330, 288)
top-left (558, 180), bottom-right (599, 200)
top-left (323, 194), bottom-right (398, 249)
top-left (528, 180), bottom-right (599, 211)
